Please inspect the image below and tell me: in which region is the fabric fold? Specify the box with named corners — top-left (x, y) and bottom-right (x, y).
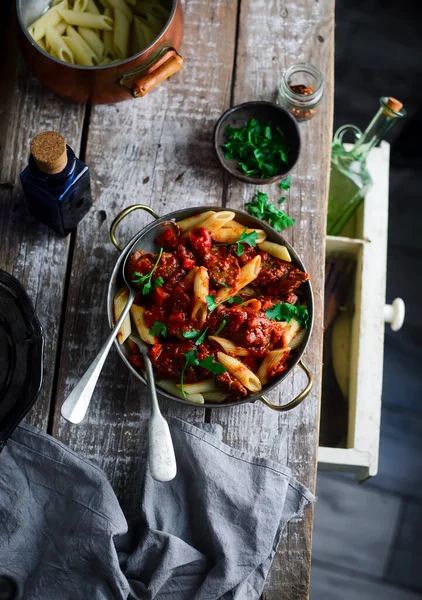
top-left (0, 419), bottom-right (315, 600)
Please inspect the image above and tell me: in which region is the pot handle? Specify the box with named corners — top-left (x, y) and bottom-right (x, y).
top-left (120, 48), bottom-right (183, 98)
top-left (110, 204), bottom-right (160, 252)
top-left (258, 360), bottom-right (313, 411)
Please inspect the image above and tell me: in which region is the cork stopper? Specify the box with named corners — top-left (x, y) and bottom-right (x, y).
top-left (383, 97), bottom-right (403, 116)
top-left (30, 131), bottom-right (67, 174)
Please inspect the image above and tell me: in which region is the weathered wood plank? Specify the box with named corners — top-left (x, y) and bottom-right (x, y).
top-left (210, 1), bottom-right (334, 598)
top-left (0, 2), bottom-right (85, 430)
top-left (51, 0), bottom-right (239, 514)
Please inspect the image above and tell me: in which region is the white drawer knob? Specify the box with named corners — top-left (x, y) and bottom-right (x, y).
top-left (384, 298), bottom-right (405, 331)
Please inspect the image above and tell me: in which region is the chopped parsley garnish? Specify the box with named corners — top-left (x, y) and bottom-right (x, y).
top-left (198, 355), bottom-right (227, 374)
top-left (182, 327), bottom-right (209, 345)
top-left (280, 175), bottom-right (292, 191)
top-left (195, 327), bottom-right (209, 346)
top-left (213, 319), bottom-right (227, 336)
top-left (183, 330), bottom-right (201, 339)
top-left (206, 293), bottom-right (243, 312)
top-left (265, 303), bottom-right (309, 328)
top-left (236, 228), bottom-right (258, 256)
top-left (153, 277), bottom-right (165, 288)
top-left (149, 321), bottom-right (167, 338)
top-left (180, 350), bottom-right (199, 398)
top-left (226, 295), bottom-right (243, 305)
top-left (180, 349), bottom-right (226, 398)
top-left (205, 294), bottom-right (220, 313)
top-left (221, 119), bottom-right (289, 179)
top-left (132, 248), bottom-right (164, 295)
top-left (212, 278), bottom-right (230, 288)
top-left (245, 190), bottom-right (295, 232)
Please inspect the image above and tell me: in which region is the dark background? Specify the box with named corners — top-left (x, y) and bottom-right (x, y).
top-left (311, 0), bottom-right (422, 597)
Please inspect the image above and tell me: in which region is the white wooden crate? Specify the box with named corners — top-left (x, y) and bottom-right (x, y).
top-left (317, 141), bottom-right (403, 481)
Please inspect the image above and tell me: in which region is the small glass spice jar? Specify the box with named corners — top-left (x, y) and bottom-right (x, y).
top-left (277, 62), bottom-right (324, 121)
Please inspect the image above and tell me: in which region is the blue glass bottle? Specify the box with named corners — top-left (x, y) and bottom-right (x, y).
top-left (20, 132), bottom-right (92, 237)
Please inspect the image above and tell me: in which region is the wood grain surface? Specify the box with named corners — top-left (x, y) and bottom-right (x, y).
top-left (0, 2), bottom-right (86, 431)
top-left (1, 0), bottom-right (334, 595)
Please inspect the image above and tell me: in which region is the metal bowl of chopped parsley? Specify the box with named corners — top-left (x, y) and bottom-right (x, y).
top-left (213, 101), bottom-right (301, 184)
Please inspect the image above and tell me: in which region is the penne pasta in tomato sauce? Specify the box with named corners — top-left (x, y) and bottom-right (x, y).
top-left (122, 210), bottom-right (310, 403)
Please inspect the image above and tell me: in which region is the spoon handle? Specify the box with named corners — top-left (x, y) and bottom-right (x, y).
top-left (144, 352), bottom-right (177, 482)
top-left (61, 289), bottom-right (136, 424)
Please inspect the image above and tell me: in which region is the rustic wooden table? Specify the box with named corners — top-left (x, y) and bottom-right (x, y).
top-left (0, 0), bottom-right (334, 597)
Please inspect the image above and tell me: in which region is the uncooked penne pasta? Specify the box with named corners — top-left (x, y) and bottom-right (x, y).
top-left (176, 379), bottom-right (216, 394)
top-left (177, 211), bottom-right (215, 234)
top-left (78, 26), bottom-right (104, 57)
top-left (37, 37), bottom-right (47, 50)
top-left (86, 0), bottom-right (101, 13)
top-left (212, 226), bottom-right (266, 244)
top-left (258, 241), bottom-right (292, 262)
top-left (59, 8), bottom-right (114, 30)
top-left (66, 25), bottom-right (98, 64)
top-left (199, 211), bottom-right (235, 234)
top-left (157, 380), bottom-right (205, 404)
top-left (216, 352), bottom-right (262, 392)
top-left (257, 348), bottom-right (290, 385)
top-left (191, 266), bottom-right (209, 326)
top-left (45, 25), bottom-right (74, 62)
top-left (106, 0), bottom-right (133, 22)
top-left (113, 286), bottom-right (131, 344)
top-left (145, 11), bottom-right (163, 32)
top-left (288, 328), bottom-right (306, 350)
top-left (216, 255), bottom-right (261, 303)
top-left (202, 391), bottom-right (229, 403)
top-left (55, 21), bottom-right (67, 35)
top-left (208, 336), bottom-right (249, 357)
top-left (283, 318), bottom-right (302, 346)
top-left (130, 304), bottom-right (156, 345)
top-left (30, 1), bottom-right (67, 41)
top-left (134, 2), bottom-right (169, 19)
top-left (102, 7), bottom-right (114, 56)
top-left (74, 0), bottom-right (88, 11)
top-left (113, 8), bottom-right (130, 58)
top-left (132, 15), bottom-right (156, 50)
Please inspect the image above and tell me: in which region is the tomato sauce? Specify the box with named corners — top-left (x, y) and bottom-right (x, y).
top-left (126, 223), bottom-right (309, 399)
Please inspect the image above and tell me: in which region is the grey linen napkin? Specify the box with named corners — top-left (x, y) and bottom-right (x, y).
top-left (0, 418), bottom-right (315, 600)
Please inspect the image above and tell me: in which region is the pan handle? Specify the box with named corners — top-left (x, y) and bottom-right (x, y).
top-left (110, 204), bottom-right (160, 252)
top-left (258, 360), bottom-right (313, 411)
top-left (119, 48), bottom-right (183, 98)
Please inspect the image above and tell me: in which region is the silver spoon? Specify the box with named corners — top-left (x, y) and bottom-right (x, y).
top-left (129, 334), bottom-right (177, 482)
top-left (61, 232), bottom-right (147, 425)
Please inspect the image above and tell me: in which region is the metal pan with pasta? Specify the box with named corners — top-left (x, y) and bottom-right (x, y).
top-left (111, 209), bottom-right (310, 405)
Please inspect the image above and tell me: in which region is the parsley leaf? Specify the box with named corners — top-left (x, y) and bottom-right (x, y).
top-left (180, 349), bottom-right (227, 397)
top-left (236, 228), bottom-right (258, 256)
top-left (280, 175), bottom-right (292, 191)
top-left (198, 356), bottom-right (227, 374)
top-left (226, 295), bottom-right (243, 305)
top-left (132, 248), bottom-right (164, 295)
top-left (205, 294), bottom-right (220, 313)
top-left (180, 350), bottom-right (199, 398)
top-left (153, 277), bottom-right (165, 289)
top-left (212, 277), bottom-right (230, 288)
top-left (182, 330), bottom-right (201, 339)
top-left (221, 119), bottom-right (289, 179)
top-left (149, 321), bottom-right (167, 337)
top-left (265, 303), bottom-right (309, 328)
top-left (245, 190), bottom-right (295, 232)
top-left (213, 319), bottom-right (227, 336)
top-left (195, 327), bottom-right (209, 346)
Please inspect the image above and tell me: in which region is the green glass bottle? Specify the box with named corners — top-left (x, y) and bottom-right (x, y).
top-left (327, 97), bottom-right (406, 236)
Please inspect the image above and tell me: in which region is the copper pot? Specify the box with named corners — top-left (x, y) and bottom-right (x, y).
top-left (16, 0), bottom-right (183, 104)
